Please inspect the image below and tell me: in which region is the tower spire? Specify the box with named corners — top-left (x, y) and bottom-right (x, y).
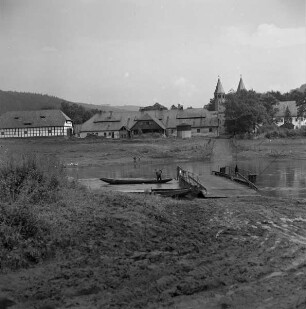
top-left (214, 76), bottom-right (225, 95)
top-left (237, 75), bottom-right (246, 92)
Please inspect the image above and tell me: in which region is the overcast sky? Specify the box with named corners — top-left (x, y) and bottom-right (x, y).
top-left (0, 0), bottom-right (305, 108)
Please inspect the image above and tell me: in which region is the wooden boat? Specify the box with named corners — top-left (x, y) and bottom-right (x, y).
top-left (151, 187), bottom-right (192, 197)
top-left (100, 177), bottom-right (172, 185)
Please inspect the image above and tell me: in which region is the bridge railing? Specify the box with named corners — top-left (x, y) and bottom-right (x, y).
top-left (176, 166), bottom-right (207, 195)
top-left (218, 165), bottom-right (258, 190)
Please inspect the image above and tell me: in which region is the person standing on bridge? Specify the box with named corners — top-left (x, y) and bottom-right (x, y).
top-left (235, 164), bottom-right (239, 175)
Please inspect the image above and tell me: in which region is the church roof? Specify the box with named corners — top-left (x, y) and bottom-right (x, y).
top-left (214, 78), bottom-right (225, 94)
top-left (237, 76), bottom-right (246, 91)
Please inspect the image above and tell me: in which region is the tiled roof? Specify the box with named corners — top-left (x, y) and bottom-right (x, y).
top-left (81, 111), bottom-right (138, 132)
top-left (0, 110), bottom-right (71, 129)
top-left (275, 101), bottom-right (297, 117)
top-left (80, 108), bottom-right (219, 132)
top-left (130, 113), bottom-right (166, 130)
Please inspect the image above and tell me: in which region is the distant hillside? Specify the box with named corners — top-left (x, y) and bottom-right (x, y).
top-left (0, 90), bottom-right (140, 115)
top-left (77, 102), bottom-right (140, 112)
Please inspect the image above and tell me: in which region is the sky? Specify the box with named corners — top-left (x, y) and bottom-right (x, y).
top-left (0, 0), bottom-right (305, 108)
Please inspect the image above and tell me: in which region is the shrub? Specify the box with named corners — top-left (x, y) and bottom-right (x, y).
top-left (0, 154), bottom-right (66, 204)
top-left (0, 202), bottom-right (53, 270)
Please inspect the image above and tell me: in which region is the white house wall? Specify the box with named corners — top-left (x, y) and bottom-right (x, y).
top-left (0, 126), bottom-right (72, 138)
top-left (79, 131), bottom-right (120, 139)
top-left (275, 117), bottom-right (306, 129)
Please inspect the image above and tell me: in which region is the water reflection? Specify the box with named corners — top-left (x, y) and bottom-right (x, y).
top-left (67, 158), bottom-right (306, 199)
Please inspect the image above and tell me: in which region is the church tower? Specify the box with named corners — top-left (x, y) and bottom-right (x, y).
top-left (214, 77), bottom-right (225, 113)
top-left (214, 77), bottom-right (226, 135)
top-left (237, 75), bottom-right (246, 92)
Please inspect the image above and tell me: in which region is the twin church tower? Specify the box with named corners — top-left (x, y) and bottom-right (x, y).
top-left (213, 76), bottom-right (246, 133)
top-left (214, 76), bottom-right (246, 112)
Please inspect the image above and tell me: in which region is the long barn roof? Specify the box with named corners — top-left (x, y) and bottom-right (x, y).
top-left (80, 108), bottom-right (218, 132)
top-left (0, 110), bottom-right (71, 129)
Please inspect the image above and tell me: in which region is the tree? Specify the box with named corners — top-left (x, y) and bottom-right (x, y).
top-left (260, 92), bottom-right (279, 123)
top-left (204, 98), bottom-right (216, 111)
top-left (295, 90), bottom-right (306, 116)
top-left (224, 90), bottom-right (268, 134)
top-left (60, 102), bottom-right (101, 124)
top-left (280, 106), bottom-right (294, 129)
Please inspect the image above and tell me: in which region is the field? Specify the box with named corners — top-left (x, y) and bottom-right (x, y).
top-left (1, 136), bottom-right (306, 309)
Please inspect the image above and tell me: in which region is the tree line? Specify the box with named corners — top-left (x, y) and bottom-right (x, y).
top-left (60, 102), bottom-right (103, 124)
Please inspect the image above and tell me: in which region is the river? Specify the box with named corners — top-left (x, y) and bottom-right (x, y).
top-left (66, 156), bottom-right (306, 199)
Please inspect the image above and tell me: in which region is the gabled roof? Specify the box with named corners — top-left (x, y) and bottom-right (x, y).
top-left (0, 110), bottom-right (71, 129)
top-left (275, 101), bottom-right (298, 117)
top-left (214, 78), bottom-right (225, 94)
top-left (237, 76), bottom-right (246, 91)
top-left (131, 113), bottom-right (166, 130)
top-left (176, 108), bottom-right (207, 119)
top-left (81, 111), bottom-right (138, 132)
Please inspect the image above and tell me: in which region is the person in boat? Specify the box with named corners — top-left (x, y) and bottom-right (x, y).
top-left (155, 169), bottom-right (162, 181)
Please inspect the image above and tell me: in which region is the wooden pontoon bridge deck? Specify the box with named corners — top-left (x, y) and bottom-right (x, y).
top-left (177, 166), bottom-right (259, 198)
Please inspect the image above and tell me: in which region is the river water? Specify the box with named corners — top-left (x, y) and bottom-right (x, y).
top-left (66, 157), bottom-right (306, 199)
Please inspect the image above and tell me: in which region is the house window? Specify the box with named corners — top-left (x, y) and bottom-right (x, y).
top-left (40, 116), bottom-right (46, 119)
top-left (108, 132), bottom-right (111, 136)
top-left (1, 132), bottom-right (4, 135)
top-left (24, 123), bottom-right (32, 125)
top-left (14, 117), bottom-right (19, 120)
top-left (197, 129), bottom-right (200, 133)
top-left (24, 131), bottom-right (27, 134)
top-left (209, 128), bottom-right (212, 132)
top-left (104, 133), bottom-right (107, 137)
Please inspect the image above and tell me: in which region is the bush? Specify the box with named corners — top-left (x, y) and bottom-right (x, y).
top-left (0, 153), bottom-right (69, 270)
top-left (0, 202), bottom-right (53, 270)
top-left (0, 154), bottom-right (66, 204)
top-left (265, 128), bottom-right (304, 139)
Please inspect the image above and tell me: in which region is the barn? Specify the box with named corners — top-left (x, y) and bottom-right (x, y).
top-left (0, 110), bottom-right (73, 138)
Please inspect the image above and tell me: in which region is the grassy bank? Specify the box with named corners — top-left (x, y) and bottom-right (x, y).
top-left (234, 137), bottom-right (306, 159)
top-left (0, 136), bottom-right (214, 167)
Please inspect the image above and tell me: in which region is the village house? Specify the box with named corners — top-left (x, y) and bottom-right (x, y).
top-left (274, 101), bottom-right (305, 129)
top-left (0, 110), bottom-right (73, 138)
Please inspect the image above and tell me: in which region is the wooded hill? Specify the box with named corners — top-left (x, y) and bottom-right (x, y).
top-left (0, 90), bottom-right (139, 115)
